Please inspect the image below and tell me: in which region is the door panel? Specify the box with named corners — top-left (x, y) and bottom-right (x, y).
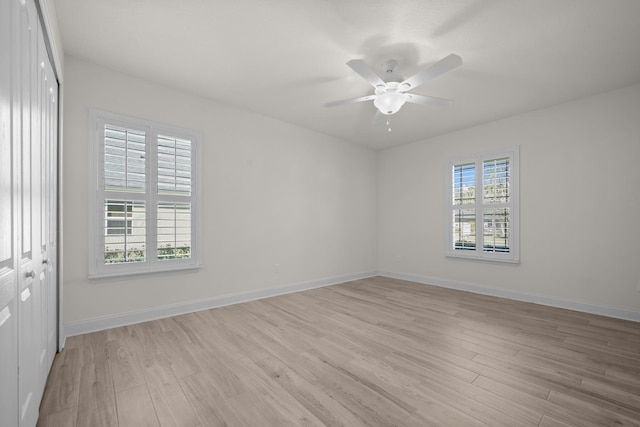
top-left (44, 55), bottom-right (58, 370)
top-left (34, 21), bottom-right (47, 397)
top-left (16, 0), bottom-right (42, 425)
top-left (0, 0), bottom-right (18, 424)
top-left (38, 24), bottom-right (58, 375)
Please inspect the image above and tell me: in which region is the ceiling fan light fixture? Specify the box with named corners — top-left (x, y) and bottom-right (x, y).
top-left (326, 54), bottom-right (461, 123)
top-left (374, 92), bottom-right (407, 115)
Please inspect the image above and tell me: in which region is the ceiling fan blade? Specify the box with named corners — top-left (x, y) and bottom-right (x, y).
top-left (324, 95), bottom-right (376, 108)
top-left (347, 59), bottom-right (386, 88)
top-left (405, 94), bottom-right (452, 107)
top-left (400, 54), bottom-right (462, 91)
top-left (372, 110), bottom-right (387, 125)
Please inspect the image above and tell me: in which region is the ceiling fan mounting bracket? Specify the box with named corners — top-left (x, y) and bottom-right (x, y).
top-left (381, 59), bottom-right (403, 83)
top-left (382, 59), bottom-right (397, 74)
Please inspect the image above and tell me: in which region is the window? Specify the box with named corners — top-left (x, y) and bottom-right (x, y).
top-left (447, 147), bottom-right (519, 263)
top-left (89, 110), bottom-right (202, 278)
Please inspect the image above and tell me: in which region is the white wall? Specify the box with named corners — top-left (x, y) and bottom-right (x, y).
top-left (379, 83), bottom-right (640, 315)
top-left (63, 56), bottom-right (377, 327)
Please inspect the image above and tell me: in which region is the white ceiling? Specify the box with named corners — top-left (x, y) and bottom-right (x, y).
top-left (54, 0), bottom-right (640, 150)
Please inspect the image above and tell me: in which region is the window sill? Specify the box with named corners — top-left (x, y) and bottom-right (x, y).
top-left (446, 253), bottom-right (520, 264)
top-left (89, 263), bottom-right (202, 281)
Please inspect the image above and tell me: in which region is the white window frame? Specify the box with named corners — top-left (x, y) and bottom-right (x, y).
top-left (88, 109), bottom-right (202, 278)
top-left (446, 146), bottom-right (520, 263)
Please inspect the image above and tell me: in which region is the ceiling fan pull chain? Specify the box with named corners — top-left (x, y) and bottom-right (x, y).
top-left (387, 116), bottom-right (392, 132)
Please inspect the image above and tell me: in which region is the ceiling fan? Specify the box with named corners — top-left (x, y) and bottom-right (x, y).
top-left (325, 53), bottom-right (462, 124)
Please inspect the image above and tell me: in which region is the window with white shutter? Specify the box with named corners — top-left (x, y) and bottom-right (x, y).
top-left (89, 109), bottom-right (202, 278)
top-left (447, 147), bottom-right (519, 263)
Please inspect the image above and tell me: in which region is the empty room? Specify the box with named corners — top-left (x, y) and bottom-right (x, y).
top-left (2, 0), bottom-right (640, 426)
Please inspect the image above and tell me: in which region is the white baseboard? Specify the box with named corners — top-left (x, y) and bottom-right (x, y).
top-left (379, 271), bottom-right (640, 322)
top-left (64, 269), bottom-right (639, 342)
top-left (63, 271), bottom-right (377, 339)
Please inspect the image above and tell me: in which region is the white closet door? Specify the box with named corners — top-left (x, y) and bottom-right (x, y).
top-left (38, 20), bottom-right (58, 374)
top-left (4, 0), bottom-right (59, 425)
top-left (0, 0), bottom-right (19, 424)
top-left (36, 21), bottom-right (48, 394)
top-left (15, 0), bottom-right (43, 425)
top-left (47, 67), bottom-right (59, 370)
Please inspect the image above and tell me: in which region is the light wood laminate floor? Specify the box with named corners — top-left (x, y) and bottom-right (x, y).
top-left (38, 277), bottom-right (640, 426)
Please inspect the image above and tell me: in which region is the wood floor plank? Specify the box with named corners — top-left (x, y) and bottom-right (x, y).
top-left (387, 347), bottom-right (480, 384)
top-left (39, 276), bottom-right (640, 426)
top-left (35, 406), bottom-right (77, 427)
top-left (472, 351), bottom-right (584, 389)
top-left (538, 415), bottom-right (575, 427)
top-left (225, 390), bottom-right (306, 427)
top-left (471, 375), bottom-right (601, 427)
top-left (230, 355), bottom-right (327, 426)
top-left (76, 407), bottom-right (115, 427)
top-left (313, 369), bottom-right (412, 426)
top-left (179, 372), bottom-right (243, 426)
top-left (115, 384), bottom-right (159, 427)
top-left (548, 389), bottom-right (640, 427)
top-left (76, 361), bottom-right (117, 426)
top-left (154, 330), bottom-right (202, 379)
top-left (386, 351), bottom-right (542, 426)
top-left (105, 339), bottom-right (146, 394)
top-left (39, 345), bottom-right (82, 416)
top-left (147, 380), bottom-right (201, 427)
top-left (253, 355), bottom-right (368, 427)
top-left (580, 376), bottom-right (640, 413)
top-left (403, 406), bottom-right (489, 427)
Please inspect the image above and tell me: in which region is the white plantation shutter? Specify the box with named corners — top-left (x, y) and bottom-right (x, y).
top-left (104, 200), bottom-right (146, 263)
top-left (104, 125), bottom-right (146, 191)
top-left (156, 134), bottom-right (193, 261)
top-left (157, 135), bottom-right (191, 195)
top-left (452, 163), bottom-right (477, 251)
top-left (453, 163), bottom-right (475, 206)
top-left (157, 202), bottom-right (191, 260)
top-left (483, 157), bottom-right (510, 204)
top-left (482, 157), bottom-right (511, 253)
top-left (89, 110), bottom-right (202, 278)
top-left (447, 147), bottom-right (519, 263)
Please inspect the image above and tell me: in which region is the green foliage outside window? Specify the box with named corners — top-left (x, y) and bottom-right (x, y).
top-left (157, 244), bottom-right (191, 260)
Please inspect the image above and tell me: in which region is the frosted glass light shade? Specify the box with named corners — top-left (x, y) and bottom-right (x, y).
top-left (374, 92), bottom-right (407, 115)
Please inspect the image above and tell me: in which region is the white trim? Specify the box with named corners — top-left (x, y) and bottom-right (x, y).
top-left (64, 271), bottom-right (378, 338)
top-left (56, 81), bottom-right (64, 350)
top-left (379, 271), bottom-right (640, 322)
top-left (35, 0), bottom-right (62, 83)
